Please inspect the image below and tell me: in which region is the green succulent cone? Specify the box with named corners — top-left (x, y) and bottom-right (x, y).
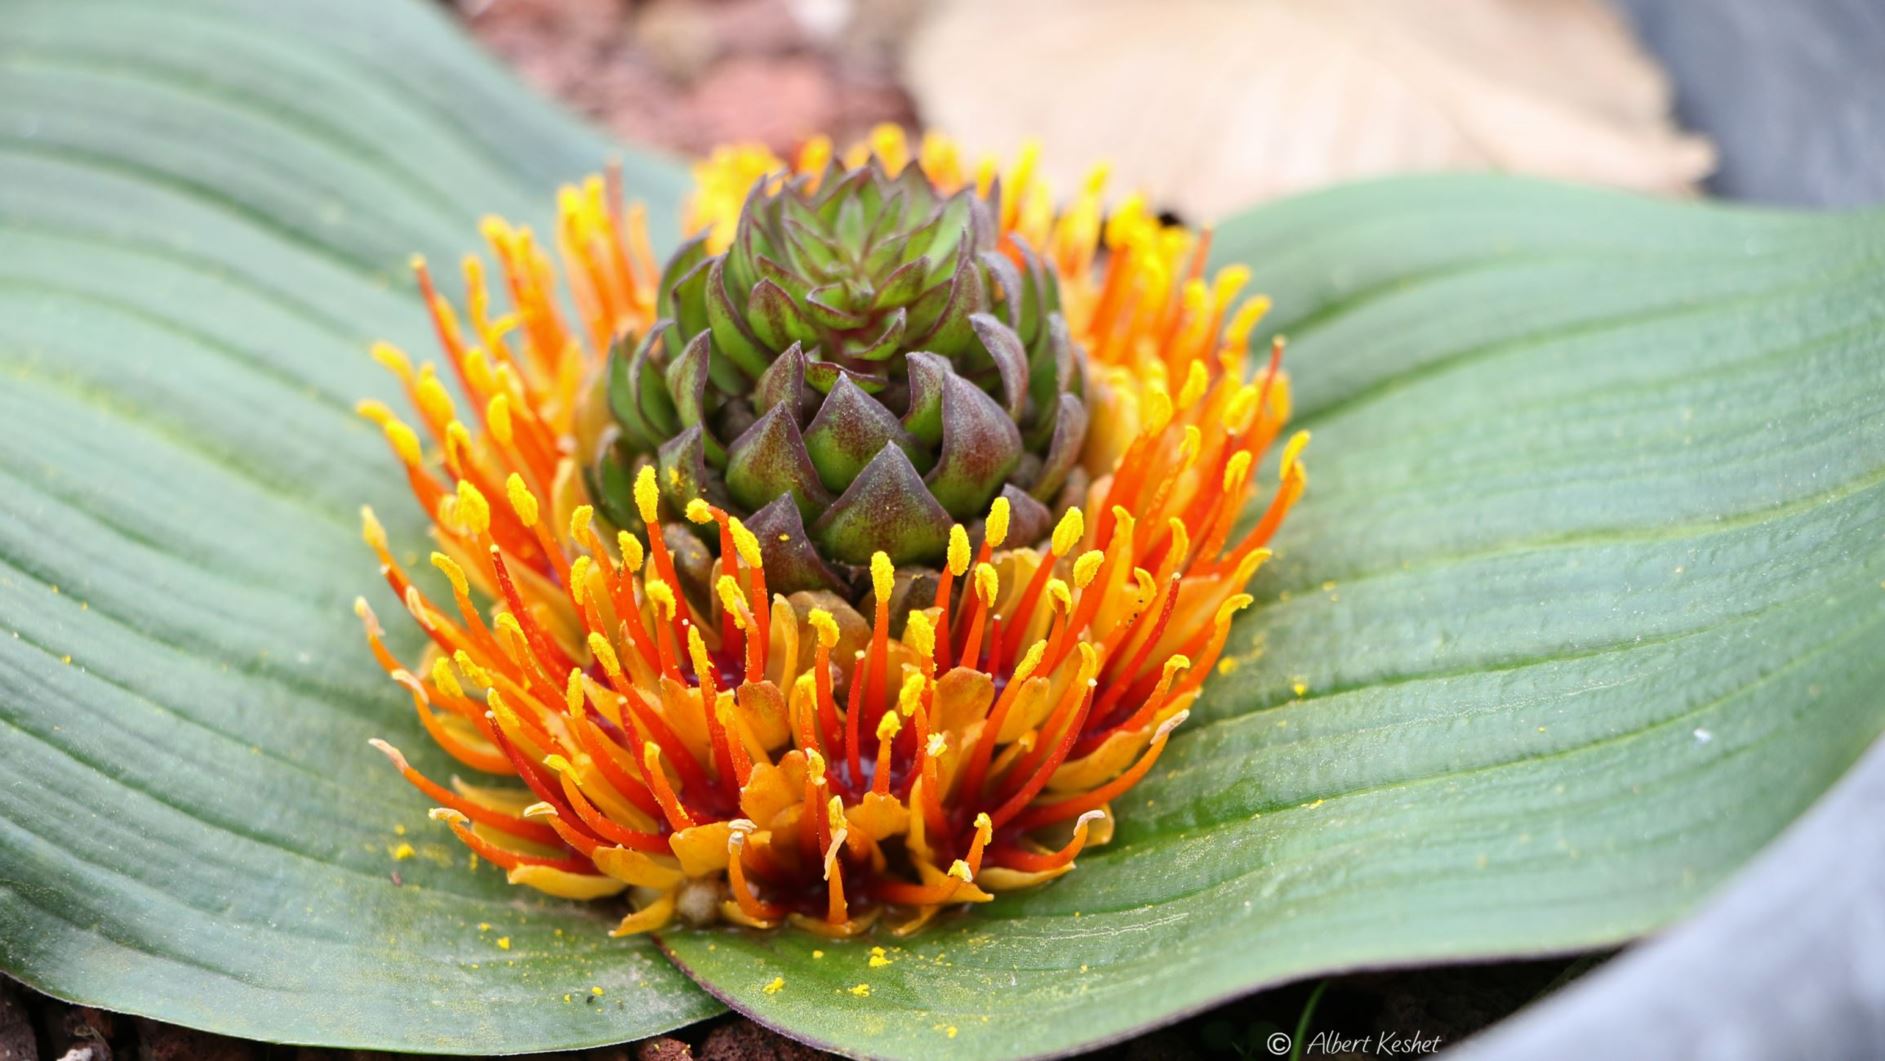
top-left (589, 157), bottom-right (1090, 592)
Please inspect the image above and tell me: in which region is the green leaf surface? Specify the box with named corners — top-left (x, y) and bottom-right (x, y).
top-left (0, 0), bottom-right (719, 1051)
top-left (659, 180), bottom-right (1885, 1058)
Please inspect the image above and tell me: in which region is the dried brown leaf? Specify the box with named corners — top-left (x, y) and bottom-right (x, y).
top-left (908, 0), bottom-right (1715, 218)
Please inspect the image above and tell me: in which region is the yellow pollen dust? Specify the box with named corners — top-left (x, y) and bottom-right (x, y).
top-left (1052, 507), bottom-right (1085, 556)
top-left (430, 552), bottom-right (469, 599)
top-left (358, 507), bottom-right (387, 552)
top-left (1047, 579), bottom-right (1072, 614)
top-left (904, 611), bottom-right (935, 661)
top-left (985, 496), bottom-right (1012, 547)
top-left (973, 562), bottom-right (999, 603)
top-left (716, 576), bottom-right (749, 629)
top-left (808, 609), bottom-right (840, 649)
top-left (455, 481), bottom-right (491, 537)
top-left (870, 551), bottom-right (894, 602)
top-left (617, 530), bottom-right (644, 572)
top-left (686, 625), bottom-right (714, 679)
top-left (1281, 430), bottom-right (1311, 476)
top-left (633, 464), bottom-right (661, 525)
top-left (569, 555), bottom-right (596, 606)
top-left (354, 398), bottom-right (394, 428)
top-left (383, 420), bottom-right (422, 466)
top-left (1178, 360), bottom-right (1209, 408)
top-left (415, 371), bottom-right (454, 427)
top-left (451, 650), bottom-right (491, 687)
top-left (486, 393), bottom-right (514, 446)
top-left (1223, 450), bottom-right (1253, 490)
top-left (505, 473), bottom-right (539, 528)
top-left (430, 657), bottom-right (464, 699)
top-left (588, 632), bottom-right (622, 677)
top-left (946, 525), bottom-right (970, 576)
top-left (728, 517), bottom-right (763, 568)
top-left (645, 580), bottom-right (677, 620)
top-left (897, 674), bottom-right (925, 717)
top-left (1011, 640), bottom-right (1046, 683)
top-left (444, 420), bottom-right (472, 467)
top-left (369, 340), bottom-right (412, 376)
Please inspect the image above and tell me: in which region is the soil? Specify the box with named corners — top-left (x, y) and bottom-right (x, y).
top-left (3, 954), bottom-right (1603, 1059)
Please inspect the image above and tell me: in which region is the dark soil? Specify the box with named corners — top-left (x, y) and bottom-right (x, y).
top-left (3, 954), bottom-right (1604, 1059)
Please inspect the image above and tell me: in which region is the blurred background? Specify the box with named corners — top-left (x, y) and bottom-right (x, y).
top-left (448, 0), bottom-right (1884, 215)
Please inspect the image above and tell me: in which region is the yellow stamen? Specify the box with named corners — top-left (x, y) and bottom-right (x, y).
top-left (985, 496), bottom-right (1011, 548)
top-left (505, 473), bottom-right (539, 528)
top-left (634, 464), bottom-right (661, 525)
top-left (1051, 507), bottom-right (1085, 556)
top-left (455, 481), bottom-right (491, 537)
top-left (870, 551), bottom-right (894, 603)
top-left (946, 525), bottom-right (970, 577)
top-left (808, 609), bottom-right (840, 649)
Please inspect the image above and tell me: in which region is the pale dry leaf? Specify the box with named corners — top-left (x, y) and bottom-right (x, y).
top-left (907, 0), bottom-right (1716, 219)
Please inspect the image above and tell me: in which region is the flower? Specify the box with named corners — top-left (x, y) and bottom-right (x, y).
top-left (356, 126), bottom-right (1305, 938)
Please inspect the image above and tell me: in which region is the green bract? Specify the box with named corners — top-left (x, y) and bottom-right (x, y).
top-left (595, 159), bottom-right (1088, 586)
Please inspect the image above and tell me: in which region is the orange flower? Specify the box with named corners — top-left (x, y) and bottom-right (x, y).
top-left (358, 127), bottom-right (1304, 937)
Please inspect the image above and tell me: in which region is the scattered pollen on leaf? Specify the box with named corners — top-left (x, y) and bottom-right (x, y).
top-left (849, 983), bottom-right (871, 997)
top-left (497, 937), bottom-right (511, 950)
top-left (763, 976), bottom-right (785, 995)
top-left (391, 843), bottom-right (414, 861)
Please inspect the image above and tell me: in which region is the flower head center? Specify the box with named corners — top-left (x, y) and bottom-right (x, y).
top-left (590, 156), bottom-right (1086, 581)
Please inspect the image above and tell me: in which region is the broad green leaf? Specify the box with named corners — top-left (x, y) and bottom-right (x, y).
top-left (0, 0), bottom-right (719, 1051)
top-left (660, 179), bottom-right (1885, 1058)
